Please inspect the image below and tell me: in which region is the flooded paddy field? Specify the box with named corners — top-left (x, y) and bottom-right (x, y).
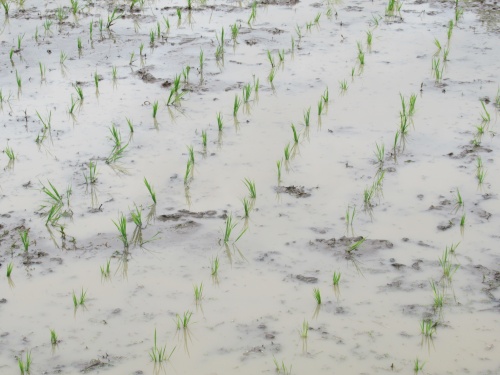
top-left (0, 0), bottom-right (499, 373)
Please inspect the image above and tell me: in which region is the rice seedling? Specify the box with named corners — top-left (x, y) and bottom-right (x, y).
top-left (83, 161), bottom-right (97, 184)
top-left (187, 145), bottom-right (195, 165)
top-left (420, 319), bottom-right (436, 337)
top-left (194, 283), bottom-right (203, 301)
top-left (199, 48), bottom-right (204, 72)
top-left (268, 68), bottom-right (276, 86)
top-left (150, 329), bottom-right (175, 362)
top-left (480, 100), bottom-right (490, 123)
top-left (291, 124), bottom-right (299, 143)
top-left (9, 48), bottom-right (14, 63)
top-left (339, 79), bottom-right (348, 92)
top-left (223, 214), bottom-right (237, 243)
top-left (50, 329), bottom-right (58, 345)
top-left (332, 271), bottom-right (341, 286)
top-left (318, 99), bottom-right (324, 116)
top-left (345, 205), bottom-right (356, 228)
top-left (77, 37), bottom-right (82, 52)
top-left (432, 57), bottom-right (444, 82)
top-left (211, 256), bottom-right (219, 276)
top-left (89, 20), bottom-right (93, 40)
top-left (70, 0), bottom-right (79, 14)
top-left (243, 178), bottom-right (256, 199)
top-left (400, 112), bottom-right (410, 137)
top-left (393, 130), bottom-right (400, 156)
top-left (41, 180), bottom-right (63, 206)
top-left (17, 33), bottom-right (24, 50)
top-left (460, 213), bottom-right (466, 229)
top-left (366, 30), bottom-right (373, 47)
top-left (73, 288), bottom-right (87, 306)
top-left (106, 8), bottom-right (120, 29)
top-left (112, 213), bottom-right (129, 248)
top-left (266, 50), bottom-right (276, 68)
top-left (15, 70), bottom-right (21, 89)
top-left (175, 311), bottom-right (193, 329)
top-left (17, 351), bottom-right (31, 375)
top-left (248, 0), bottom-right (257, 25)
top-left (74, 85), bottom-right (84, 101)
top-left (143, 178), bottom-right (156, 205)
top-left (34, 27), bottom-right (39, 42)
top-left (303, 107), bottom-right (311, 127)
top-left (1, 0), bottom-right (10, 15)
top-left (43, 19), bottom-right (53, 32)
top-left (60, 51), bottom-right (68, 65)
top-left (374, 142), bottom-right (385, 166)
top-left (313, 288), bottom-right (321, 304)
top-left (230, 23), bottom-right (239, 43)
top-left (455, 6), bottom-right (464, 23)
top-left (430, 280), bottom-right (444, 308)
top-left (6, 262), bottom-right (13, 277)
top-left (439, 246), bottom-right (459, 280)
top-left (278, 49), bottom-right (285, 63)
top-left (358, 51), bottom-right (365, 65)
top-left (233, 95), bottom-right (242, 117)
top-left (454, 188), bottom-right (463, 212)
top-left (322, 87), bottom-right (329, 103)
top-left (93, 71), bottom-right (100, 91)
top-left (149, 29), bottom-right (155, 45)
top-left (215, 27), bottom-right (225, 60)
top-left (447, 20), bottom-right (454, 40)
top-left (276, 160), bottom-right (282, 182)
top-left (299, 320), bottom-right (309, 338)
top-left (414, 358), bottom-right (425, 373)
top-left (434, 38), bottom-right (442, 53)
top-left (130, 205), bottom-right (143, 229)
top-left (100, 259), bottom-right (111, 278)
top-left (273, 357), bottom-right (292, 375)
top-left (5, 145), bottom-right (15, 161)
top-left (408, 93), bottom-right (417, 116)
top-left (242, 197), bottom-right (252, 217)
top-left (56, 6), bottom-right (66, 23)
top-left (184, 159), bottom-right (193, 185)
top-left (348, 237), bottom-right (366, 252)
top-left (363, 184), bottom-right (375, 206)
top-left (476, 157), bottom-right (486, 185)
top-left (182, 66), bottom-right (191, 83)
top-left (19, 230), bottom-right (29, 252)
top-left (201, 130), bottom-right (207, 148)
top-left (284, 143), bottom-right (291, 161)
top-left (152, 100), bottom-right (159, 119)
top-left (106, 143), bottom-right (128, 164)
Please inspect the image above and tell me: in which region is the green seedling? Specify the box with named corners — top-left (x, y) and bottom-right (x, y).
top-left (69, 96), bottom-right (77, 115)
top-left (460, 213), bottom-right (466, 229)
top-left (332, 271), bottom-right (341, 286)
top-left (276, 160), bottom-right (282, 182)
top-left (447, 19), bottom-right (454, 40)
top-left (112, 213), bottom-right (129, 248)
top-left (50, 329), bottom-right (58, 345)
top-left (348, 237), bottom-right (366, 252)
top-left (106, 8), bottom-right (121, 29)
top-left (374, 142), bottom-right (385, 165)
top-left (20, 230), bottom-right (29, 252)
top-left (93, 71), bottom-right (99, 90)
top-left (175, 311), bottom-right (192, 329)
top-left (291, 124), bottom-right (299, 143)
top-left (476, 157), bottom-right (486, 184)
top-left (149, 29), bottom-right (155, 45)
top-left (9, 48), bottom-right (14, 62)
top-left (408, 93), bottom-right (417, 116)
top-left (345, 205), bottom-right (356, 228)
top-left (434, 38), bottom-right (442, 52)
top-left (454, 188), bottom-right (463, 211)
top-left (480, 100), bottom-right (490, 123)
top-left (194, 283), bottom-right (203, 301)
top-left (420, 319), bottom-right (436, 337)
top-left (432, 57), bottom-right (444, 82)
top-left (248, 0), bottom-right (257, 25)
top-left (299, 320), bottom-right (309, 338)
top-left (41, 180), bottom-right (63, 206)
top-left (125, 118), bottom-right (133, 133)
top-left (182, 66), bottom-right (191, 83)
top-left (295, 24), bottom-right (302, 40)
top-left (340, 80), bottom-right (348, 92)
top-left (15, 70), bottom-right (21, 89)
top-left (106, 143), bottom-right (128, 164)
top-left (1, 0), bottom-right (10, 15)
top-left (17, 351), bottom-right (32, 375)
top-left (184, 159), bottom-right (193, 185)
top-left (268, 68), bottom-right (276, 85)
top-left (439, 247), bottom-right (459, 280)
top-left (43, 19), bottom-right (53, 32)
top-left (430, 280), bottom-right (444, 308)
top-left (74, 85), bottom-right (84, 101)
top-left (72, 288), bottom-right (87, 307)
top-left (318, 99), bottom-right (324, 116)
top-left (150, 329), bottom-right (175, 362)
top-left (216, 112), bottom-right (223, 131)
top-left (243, 178), bottom-right (256, 199)
top-left (231, 23), bottom-right (239, 43)
top-left (313, 288), bottom-right (321, 304)
top-left (56, 6), bottom-right (66, 23)
top-left (100, 259), bottom-right (111, 278)
top-left (201, 130), bottom-right (207, 148)
top-left (36, 110), bottom-right (52, 130)
top-left (131, 205), bottom-right (143, 229)
top-left (17, 33), bottom-right (24, 50)
top-left (5, 145), bottom-right (15, 160)
top-left (273, 356), bottom-right (292, 375)
top-left (393, 130), bottom-right (400, 156)
top-left (242, 83), bottom-right (252, 103)
top-left (223, 214), bottom-right (237, 243)
top-left (199, 49), bottom-right (204, 72)
top-left (152, 101), bottom-right (159, 118)
top-left (366, 30), bottom-right (373, 47)
top-left (358, 51), bottom-right (365, 65)
top-left (89, 20), bottom-right (93, 40)
top-left (284, 143), bottom-right (291, 161)
top-left (242, 197), bottom-right (251, 217)
top-left (455, 6), bottom-right (464, 22)
top-left (322, 87), bottom-right (329, 103)
top-left (6, 262), bottom-right (13, 277)
top-left (314, 12), bottom-right (321, 24)
top-left (233, 95), bottom-right (242, 116)
top-left (443, 45), bottom-right (450, 61)
top-left (363, 184), bottom-right (375, 206)
top-left (144, 178), bottom-right (156, 204)
top-left (187, 145), bottom-right (195, 165)
top-left (60, 51), bottom-right (68, 65)
top-left (278, 49), bottom-right (285, 63)
top-left (70, 0), bottom-right (80, 14)
top-left (304, 107), bottom-right (311, 127)
top-left (84, 161), bottom-right (97, 184)
top-left (77, 37), bottom-right (82, 51)
top-left (414, 358), bottom-right (425, 373)
top-left (211, 256), bottom-right (219, 276)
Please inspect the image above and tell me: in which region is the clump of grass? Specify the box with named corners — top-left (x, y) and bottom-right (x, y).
top-left (439, 245), bottom-right (460, 280)
top-left (84, 161), bottom-right (97, 184)
top-left (366, 30), bottom-right (373, 47)
top-left (414, 358), bottom-right (425, 373)
top-left (476, 156), bottom-right (486, 185)
top-left (17, 351), bottom-right (32, 375)
top-left (430, 280), bottom-right (444, 308)
top-left (233, 95), bottom-right (242, 117)
top-left (408, 93), bottom-right (417, 116)
top-left (242, 197), bottom-right (252, 217)
top-left (100, 259), bottom-right (111, 278)
top-left (243, 178), bottom-right (256, 199)
top-left (291, 124), bottom-right (299, 143)
top-left (175, 311), bottom-right (193, 329)
top-left (303, 107), bottom-right (311, 127)
top-left (447, 19), bottom-right (454, 40)
top-left (339, 79), bottom-right (348, 92)
top-left (332, 271), bottom-right (341, 286)
top-left (150, 329), bottom-right (175, 362)
top-left (284, 143), bottom-right (291, 161)
top-left (313, 288), bottom-right (321, 304)
top-left (5, 144), bottom-right (15, 161)
top-left (432, 57), bottom-right (444, 82)
top-left (106, 8), bottom-right (121, 29)
top-left (112, 213), bottom-right (129, 248)
top-left (273, 356), bottom-right (292, 375)
top-left (374, 142), bottom-right (385, 166)
top-left (19, 230), bottom-right (29, 252)
top-left (194, 283), bottom-right (203, 301)
top-left (187, 145), bottom-right (195, 165)
top-left (216, 112), bottom-right (223, 132)
top-left (184, 159), bottom-right (193, 185)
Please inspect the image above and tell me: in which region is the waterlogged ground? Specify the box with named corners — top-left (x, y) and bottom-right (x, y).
top-left (1, 0), bottom-right (500, 373)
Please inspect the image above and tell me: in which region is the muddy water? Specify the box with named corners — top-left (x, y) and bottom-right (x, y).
top-left (1, 0), bottom-right (500, 374)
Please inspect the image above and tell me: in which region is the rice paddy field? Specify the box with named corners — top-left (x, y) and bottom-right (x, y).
top-left (1, 0), bottom-right (499, 373)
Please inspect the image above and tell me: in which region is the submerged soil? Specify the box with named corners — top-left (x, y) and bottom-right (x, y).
top-left (1, 0), bottom-right (499, 374)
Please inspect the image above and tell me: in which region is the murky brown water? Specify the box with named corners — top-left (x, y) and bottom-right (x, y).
top-left (1, 0), bottom-right (499, 374)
